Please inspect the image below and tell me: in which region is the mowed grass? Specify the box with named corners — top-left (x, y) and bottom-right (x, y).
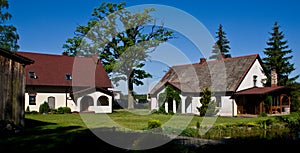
top-left (25, 109), bottom-right (268, 131)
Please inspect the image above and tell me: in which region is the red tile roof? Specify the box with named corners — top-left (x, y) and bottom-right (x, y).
top-left (16, 51), bottom-right (112, 89)
top-left (234, 86), bottom-right (289, 95)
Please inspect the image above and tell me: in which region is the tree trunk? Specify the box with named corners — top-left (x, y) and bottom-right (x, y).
top-left (127, 72), bottom-right (134, 110)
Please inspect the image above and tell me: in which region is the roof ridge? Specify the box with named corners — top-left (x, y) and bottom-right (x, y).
top-left (17, 51), bottom-right (97, 60)
top-left (171, 54), bottom-right (259, 68)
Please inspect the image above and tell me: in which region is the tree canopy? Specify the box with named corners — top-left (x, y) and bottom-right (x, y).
top-left (0, 0), bottom-right (19, 50)
top-left (62, 2), bottom-right (174, 109)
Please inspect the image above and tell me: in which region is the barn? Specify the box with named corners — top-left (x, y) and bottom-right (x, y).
top-left (0, 48), bottom-right (34, 129)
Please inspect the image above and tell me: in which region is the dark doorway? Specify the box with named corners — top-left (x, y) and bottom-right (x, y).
top-left (80, 96), bottom-right (93, 112)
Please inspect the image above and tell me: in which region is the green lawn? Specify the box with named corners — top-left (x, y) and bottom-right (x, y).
top-left (24, 109), bottom-right (269, 131)
top-left (1, 109), bottom-right (299, 153)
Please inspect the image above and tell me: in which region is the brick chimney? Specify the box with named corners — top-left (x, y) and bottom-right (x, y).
top-left (200, 58), bottom-right (206, 64)
top-left (271, 68), bottom-right (277, 87)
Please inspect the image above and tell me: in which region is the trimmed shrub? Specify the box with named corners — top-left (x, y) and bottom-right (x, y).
top-left (39, 102), bottom-right (50, 114)
top-left (148, 119), bottom-right (162, 129)
top-left (63, 107), bottom-right (71, 114)
top-left (57, 107), bottom-right (72, 114)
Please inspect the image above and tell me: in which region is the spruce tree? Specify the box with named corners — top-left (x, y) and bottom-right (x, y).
top-left (262, 21), bottom-right (299, 86)
top-left (209, 24), bottom-right (231, 60)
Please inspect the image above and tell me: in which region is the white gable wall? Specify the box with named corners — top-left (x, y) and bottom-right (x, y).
top-left (236, 59), bottom-right (267, 92)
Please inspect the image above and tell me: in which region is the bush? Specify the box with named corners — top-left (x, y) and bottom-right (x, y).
top-left (63, 107), bottom-right (71, 114)
top-left (57, 107), bottom-right (72, 114)
top-left (25, 106), bottom-right (31, 114)
top-left (30, 111), bottom-right (39, 114)
top-left (39, 102), bottom-right (50, 114)
top-left (148, 119), bottom-right (162, 129)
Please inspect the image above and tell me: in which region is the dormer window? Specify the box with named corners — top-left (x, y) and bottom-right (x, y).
top-left (253, 75), bottom-right (258, 87)
top-left (29, 71), bottom-right (38, 79)
top-left (65, 74), bottom-right (72, 80)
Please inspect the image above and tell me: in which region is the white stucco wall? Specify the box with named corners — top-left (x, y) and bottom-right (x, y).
top-left (25, 92), bottom-right (76, 112)
top-left (236, 59), bottom-right (267, 91)
top-left (150, 88), bottom-right (165, 111)
top-left (25, 91), bottom-right (112, 113)
top-left (217, 96), bottom-right (236, 116)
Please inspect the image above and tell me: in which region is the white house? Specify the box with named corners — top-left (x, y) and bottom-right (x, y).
top-left (17, 52), bottom-right (113, 113)
top-left (149, 54), bottom-right (270, 116)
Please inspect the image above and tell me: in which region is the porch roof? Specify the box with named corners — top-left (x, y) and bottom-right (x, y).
top-left (233, 86), bottom-right (290, 95)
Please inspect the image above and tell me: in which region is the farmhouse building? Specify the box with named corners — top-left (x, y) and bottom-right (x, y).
top-left (149, 54), bottom-right (292, 116)
top-left (0, 48), bottom-right (34, 127)
top-left (17, 52), bottom-right (113, 113)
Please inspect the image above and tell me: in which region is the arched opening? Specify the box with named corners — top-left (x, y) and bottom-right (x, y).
top-left (80, 96), bottom-right (93, 112)
top-left (97, 96), bottom-right (109, 106)
top-left (185, 96), bottom-right (192, 113)
top-left (167, 98), bottom-right (173, 112)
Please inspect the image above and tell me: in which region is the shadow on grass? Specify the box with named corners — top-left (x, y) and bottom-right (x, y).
top-left (1, 118), bottom-right (300, 153)
top-left (24, 118), bottom-right (57, 128)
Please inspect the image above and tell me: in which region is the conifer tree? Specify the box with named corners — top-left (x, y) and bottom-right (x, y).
top-left (262, 21), bottom-right (299, 86)
top-left (197, 86), bottom-right (219, 116)
top-left (209, 24), bottom-right (231, 60)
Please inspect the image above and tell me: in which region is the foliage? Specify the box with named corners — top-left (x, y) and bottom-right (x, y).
top-left (197, 86), bottom-right (219, 116)
top-left (264, 95), bottom-right (272, 113)
top-left (147, 119), bottom-right (162, 129)
top-left (209, 24), bottom-right (231, 60)
top-left (275, 112), bottom-right (300, 133)
top-left (262, 21), bottom-right (299, 86)
top-left (25, 106), bottom-right (30, 113)
top-left (155, 85), bottom-right (181, 114)
top-left (62, 2), bottom-right (174, 109)
top-left (57, 107), bottom-right (72, 114)
top-left (0, 0), bottom-right (19, 50)
top-left (290, 82), bottom-right (300, 112)
top-left (39, 102), bottom-right (50, 114)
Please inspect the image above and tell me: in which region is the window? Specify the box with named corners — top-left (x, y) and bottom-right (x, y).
top-left (65, 74), bottom-right (72, 80)
top-left (29, 71), bottom-right (38, 79)
top-left (253, 75), bottom-right (258, 87)
top-left (216, 96), bottom-right (222, 107)
top-left (29, 93), bottom-right (36, 105)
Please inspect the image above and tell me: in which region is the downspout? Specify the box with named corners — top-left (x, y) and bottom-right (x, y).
top-left (65, 91), bottom-right (68, 107)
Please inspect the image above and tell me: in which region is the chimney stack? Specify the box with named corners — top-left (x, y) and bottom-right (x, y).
top-left (271, 68), bottom-right (277, 87)
top-left (200, 58), bottom-right (206, 64)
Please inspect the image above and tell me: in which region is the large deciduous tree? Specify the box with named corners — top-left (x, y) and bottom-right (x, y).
top-left (62, 2), bottom-right (173, 109)
top-left (0, 0), bottom-right (19, 50)
top-left (262, 21), bottom-right (299, 86)
top-left (209, 24), bottom-right (231, 60)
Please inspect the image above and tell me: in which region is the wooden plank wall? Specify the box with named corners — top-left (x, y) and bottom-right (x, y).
top-left (0, 55), bottom-right (26, 127)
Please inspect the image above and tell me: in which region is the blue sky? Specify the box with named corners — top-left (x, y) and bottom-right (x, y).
top-left (7, 0), bottom-right (300, 93)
